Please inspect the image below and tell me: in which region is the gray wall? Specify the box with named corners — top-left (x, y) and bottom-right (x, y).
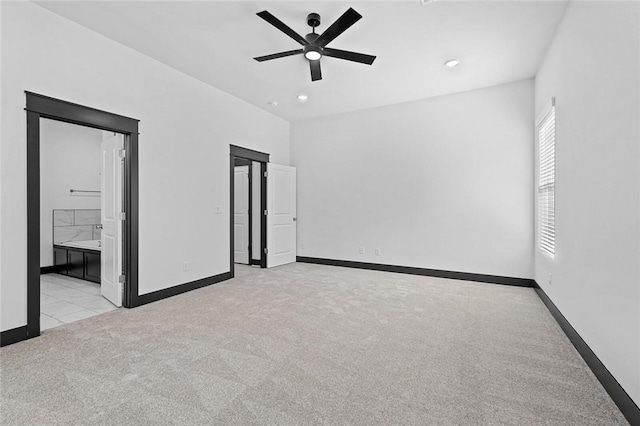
top-left (40, 119), bottom-right (102, 267)
top-left (534, 1), bottom-right (640, 405)
top-left (291, 79), bottom-right (534, 279)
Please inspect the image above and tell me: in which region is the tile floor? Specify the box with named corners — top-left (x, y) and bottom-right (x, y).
top-left (40, 273), bottom-right (118, 330)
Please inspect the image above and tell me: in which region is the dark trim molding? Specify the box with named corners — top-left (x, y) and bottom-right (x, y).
top-left (260, 162), bottom-right (267, 269)
top-left (250, 258), bottom-right (262, 266)
top-left (230, 145), bottom-right (269, 274)
top-left (134, 271), bottom-right (232, 306)
top-left (26, 110), bottom-right (41, 338)
top-left (25, 92), bottom-right (140, 342)
top-left (124, 132), bottom-right (140, 307)
top-left (229, 154), bottom-right (235, 276)
top-left (229, 145), bottom-right (269, 163)
top-left (40, 265), bottom-right (65, 274)
top-left (25, 91), bottom-right (139, 134)
top-left (232, 159), bottom-right (253, 266)
top-left (233, 157), bottom-right (252, 167)
top-left (296, 257), bottom-right (535, 287)
top-left (1, 326), bottom-right (29, 347)
top-left (534, 283), bottom-right (640, 425)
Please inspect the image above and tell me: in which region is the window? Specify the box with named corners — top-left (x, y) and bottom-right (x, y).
top-left (538, 98), bottom-right (555, 256)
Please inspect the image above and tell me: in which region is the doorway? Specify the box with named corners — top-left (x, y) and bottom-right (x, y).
top-left (25, 92), bottom-right (139, 339)
top-left (233, 158), bottom-right (252, 265)
top-left (230, 145), bottom-right (268, 273)
top-left (229, 145), bottom-right (297, 276)
top-left (39, 120), bottom-right (124, 329)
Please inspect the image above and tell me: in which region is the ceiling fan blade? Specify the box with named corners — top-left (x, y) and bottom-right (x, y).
top-left (257, 11), bottom-right (308, 46)
top-left (322, 48), bottom-right (376, 65)
top-left (315, 8), bottom-right (362, 48)
top-left (310, 60), bottom-right (322, 81)
top-left (254, 49), bottom-right (304, 62)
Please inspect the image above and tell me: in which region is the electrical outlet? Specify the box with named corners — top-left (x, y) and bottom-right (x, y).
top-left (375, 248), bottom-right (381, 256)
top-left (183, 261), bottom-right (189, 272)
top-left (301, 242), bottom-right (306, 249)
top-left (359, 247), bottom-right (365, 254)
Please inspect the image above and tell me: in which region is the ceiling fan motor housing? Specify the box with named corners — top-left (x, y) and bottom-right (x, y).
top-left (305, 32), bottom-right (320, 44)
top-left (307, 13), bottom-right (321, 28)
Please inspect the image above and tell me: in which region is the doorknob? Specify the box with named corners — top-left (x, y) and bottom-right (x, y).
top-left (95, 224), bottom-right (103, 229)
top-left (293, 217), bottom-right (297, 222)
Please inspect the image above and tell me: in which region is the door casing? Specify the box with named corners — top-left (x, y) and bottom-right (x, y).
top-left (229, 145), bottom-right (269, 275)
top-left (25, 92), bottom-right (140, 339)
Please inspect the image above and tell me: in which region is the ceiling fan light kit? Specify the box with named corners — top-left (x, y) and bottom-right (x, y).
top-left (254, 8), bottom-right (376, 82)
top-left (304, 45), bottom-right (322, 61)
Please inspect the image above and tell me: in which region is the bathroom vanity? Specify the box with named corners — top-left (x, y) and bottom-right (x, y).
top-left (53, 240), bottom-right (101, 283)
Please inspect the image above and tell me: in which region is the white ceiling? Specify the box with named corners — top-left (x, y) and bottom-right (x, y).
top-left (33, 1), bottom-right (568, 122)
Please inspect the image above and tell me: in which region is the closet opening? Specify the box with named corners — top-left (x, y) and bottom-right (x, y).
top-left (230, 145), bottom-right (268, 273)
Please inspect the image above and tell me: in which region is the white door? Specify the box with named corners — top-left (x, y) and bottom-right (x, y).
top-left (267, 163), bottom-right (296, 268)
top-left (234, 165), bottom-right (250, 264)
top-left (101, 132), bottom-right (124, 307)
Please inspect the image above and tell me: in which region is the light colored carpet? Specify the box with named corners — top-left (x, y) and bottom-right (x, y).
top-left (0, 263), bottom-right (628, 425)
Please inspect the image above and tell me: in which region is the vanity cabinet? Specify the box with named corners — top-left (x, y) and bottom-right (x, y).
top-left (67, 249), bottom-right (85, 279)
top-left (53, 247), bottom-right (67, 270)
top-left (53, 246), bottom-right (101, 283)
top-left (84, 252), bottom-right (101, 282)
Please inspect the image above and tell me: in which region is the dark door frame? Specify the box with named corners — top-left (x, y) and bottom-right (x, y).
top-left (229, 145), bottom-right (269, 276)
top-left (25, 92), bottom-right (140, 340)
top-left (233, 157), bottom-right (253, 265)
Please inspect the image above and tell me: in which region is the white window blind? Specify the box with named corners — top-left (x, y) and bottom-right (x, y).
top-left (538, 99), bottom-right (555, 256)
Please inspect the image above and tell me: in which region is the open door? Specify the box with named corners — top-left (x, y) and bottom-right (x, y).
top-left (101, 132), bottom-right (124, 307)
top-left (266, 163), bottom-right (296, 268)
top-left (234, 165), bottom-right (250, 264)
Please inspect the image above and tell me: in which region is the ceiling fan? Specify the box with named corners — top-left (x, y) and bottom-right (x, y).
top-left (253, 8), bottom-right (376, 82)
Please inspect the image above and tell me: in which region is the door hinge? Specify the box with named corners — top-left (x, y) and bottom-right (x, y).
top-left (263, 171), bottom-right (268, 178)
top-left (264, 210), bottom-right (268, 216)
top-left (119, 212), bottom-right (126, 220)
top-left (118, 274), bottom-right (126, 284)
top-left (264, 248), bottom-right (268, 254)
top-left (118, 149), bottom-right (126, 159)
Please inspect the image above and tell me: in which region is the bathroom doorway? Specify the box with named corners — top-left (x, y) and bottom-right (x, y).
top-left (39, 120), bottom-right (124, 329)
top-left (25, 92), bottom-right (140, 340)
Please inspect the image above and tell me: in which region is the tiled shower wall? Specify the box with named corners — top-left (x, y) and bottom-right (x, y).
top-left (53, 209), bottom-right (101, 243)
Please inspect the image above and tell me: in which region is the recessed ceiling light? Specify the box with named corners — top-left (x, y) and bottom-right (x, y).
top-left (444, 59), bottom-right (460, 68)
top-left (297, 94), bottom-right (309, 102)
top-left (267, 101), bottom-right (278, 107)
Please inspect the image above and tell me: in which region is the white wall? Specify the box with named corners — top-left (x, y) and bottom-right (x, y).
top-left (534, 1), bottom-right (640, 405)
top-left (40, 119), bottom-right (102, 267)
top-left (291, 79), bottom-right (534, 279)
top-left (0, 1), bottom-right (289, 332)
top-left (0, 0), bottom-right (4, 330)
